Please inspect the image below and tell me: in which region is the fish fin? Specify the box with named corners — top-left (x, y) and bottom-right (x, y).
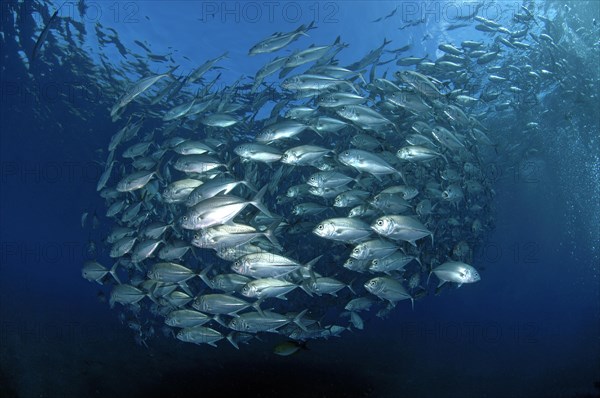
top-left (198, 264), bottom-right (213, 288)
top-left (437, 280), bottom-right (446, 288)
top-left (177, 281), bottom-right (193, 296)
top-left (241, 179), bottom-right (258, 192)
top-left (395, 170), bottom-right (407, 184)
top-left (302, 21), bottom-right (317, 34)
top-left (263, 219), bottom-right (282, 248)
top-left (166, 64), bottom-right (180, 78)
top-left (249, 185), bottom-right (274, 217)
top-left (252, 298), bottom-right (265, 315)
top-left (109, 262), bottom-right (121, 284)
top-left (145, 292), bottom-right (159, 306)
top-left (278, 67), bottom-right (294, 79)
top-left (225, 157), bottom-right (238, 173)
top-left (344, 81), bottom-right (360, 94)
top-left (414, 256), bottom-right (423, 268)
top-left (372, 173), bottom-right (383, 182)
top-left (213, 315), bottom-right (227, 328)
top-left (346, 278), bottom-right (356, 295)
top-left (226, 332), bottom-right (240, 349)
top-left (293, 309), bottom-right (309, 332)
top-left (304, 255), bottom-right (323, 270)
top-left (300, 284), bottom-right (314, 297)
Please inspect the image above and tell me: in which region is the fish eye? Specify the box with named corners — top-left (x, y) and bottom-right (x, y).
top-left (372, 259), bottom-right (378, 265)
top-left (182, 216), bottom-right (188, 221)
top-left (377, 220), bottom-right (383, 226)
top-left (318, 224), bottom-right (324, 230)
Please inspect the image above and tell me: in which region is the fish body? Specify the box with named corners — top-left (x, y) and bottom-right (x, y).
top-left (431, 261), bottom-right (480, 287)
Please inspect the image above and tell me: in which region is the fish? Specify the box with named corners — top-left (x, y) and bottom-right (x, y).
top-left (280, 145), bottom-right (331, 166)
top-left (429, 262), bottom-right (481, 287)
top-left (165, 309), bottom-right (211, 328)
top-left (180, 185), bottom-right (272, 230)
top-left (234, 143), bottom-right (283, 163)
top-left (31, 5), bottom-right (63, 62)
top-left (116, 170), bottom-right (156, 192)
top-left (370, 252), bottom-right (419, 274)
top-left (228, 310), bottom-right (305, 333)
top-left (82, 261), bottom-right (121, 284)
top-left (232, 254), bottom-right (321, 279)
top-left (364, 277), bottom-right (413, 308)
top-left (241, 278), bottom-right (300, 300)
top-left (111, 66), bottom-right (179, 117)
top-left (249, 22), bottom-right (316, 55)
top-left (371, 215), bottom-right (433, 246)
top-left (176, 326), bottom-right (223, 347)
top-left (313, 218), bottom-right (372, 243)
top-left (351, 239), bottom-right (399, 260)
top-left (338, 149), bottom-right (405, 182)
top-left (273, 340), bottom-right (308, 356)
top-left (192, 293), bottom-right (258, 315)
top-left (109, 284), bottom-right (147, 308)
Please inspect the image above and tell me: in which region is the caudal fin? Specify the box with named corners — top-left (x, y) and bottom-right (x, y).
top-left (250, 185), bottom-right (275, 217)
top-left (293, 309), bottom-right (309, 332)
top-left (263, 219), bottom-right (282, 248)
top-left (109, 262), bottom-right (121, 284)
top-left (198, 264), bottom-right (213, 288)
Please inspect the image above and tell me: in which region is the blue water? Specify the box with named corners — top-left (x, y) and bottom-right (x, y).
top-left (1, 1), bottom-right (599, 397)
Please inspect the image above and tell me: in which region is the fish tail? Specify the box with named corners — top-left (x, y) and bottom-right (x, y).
top-left (109, 262), bottom-right (121, 285)
top-left (198, 264), bottom-right (213, 288)
top-left (346, 278), bottom-right (357, 295)
top-left (304, 255), bottom-right (322, 270)
top-left (252, 298), bottom-right (265, 316)
top-left (213, 315), bottom-right (228, 328)
top-left (293, 309), bottom-right (309, 331)
top-left (226, 332), bottom-right (240, 350)
top-left (250, 185), bottom-right (274, 217)
top-left (166, 64), bottom-right (180, 78)
top-left (264, 219), bottom-right (282, 248)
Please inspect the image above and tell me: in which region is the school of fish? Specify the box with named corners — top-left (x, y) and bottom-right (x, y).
top-left (71, 3), bottom-right (600, 349)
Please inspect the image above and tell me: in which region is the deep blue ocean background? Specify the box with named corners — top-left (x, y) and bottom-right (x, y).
top-left (1, 1), bottom-right (599, 397)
